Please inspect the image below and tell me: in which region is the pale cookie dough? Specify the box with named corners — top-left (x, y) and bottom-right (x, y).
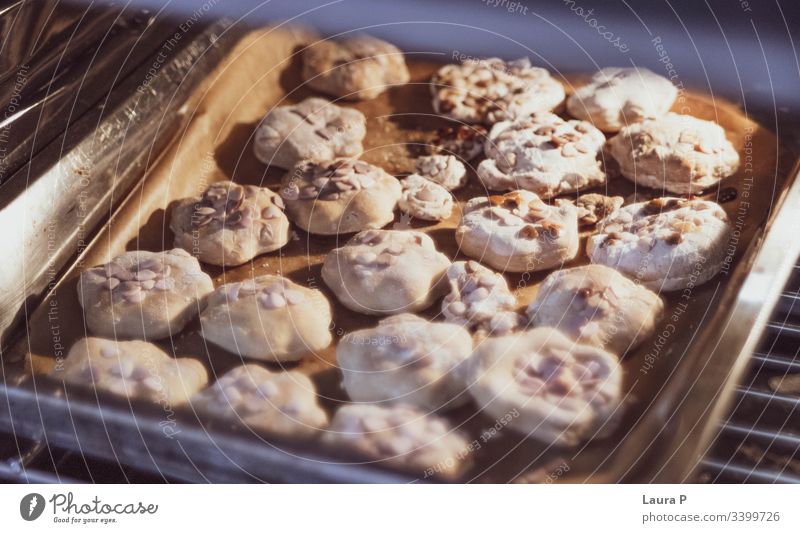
top-left (567, 67), bottom-right (678, 132)
top-left (442, 260), bottom-right (521, 335)
top-left (322, 229), bottom-right (450, 315)
top-left (280, 158), bottom-right (401, 235)
top-left (587, 197), bottom-right (733, 291)
top-left (431, 58), bottom-right (565, 124)
top-left (572, 193), bottom-right (624, 227)
top-left (337, 314), bottom-right (473, 411)
top-left (77, 249), bottom-right (214, 340)
top-left (199, 275), bottom-right (332, 362)
top-left (323, 403), bottom-right (471, 479)
top-left (301, 35), bottom-right (410, 100)
top-left (191, 364), bottom-right (328, 438)
top-left (398, 174), bottom-right (453, 221)
top-left (415, 155), bottom-right (468, 191)
top-left (455, 190), bottom-right (579, 273)
top-left (465, 327), bottom-right (623, 446)
top-left (57, 337), bottom-right (207, 405)
top-left (478, 112), bottom-right (606, 198)
top-left (170, 181), bottom-right (290, 266)
top-left (431, 124), bottom-right (488, 161)
top-left (607, 113), bottom-right (740, 194)
top-left (253, 97), bottom-right (366, 169)
top-left (526, 264), bottom-right (664, 355)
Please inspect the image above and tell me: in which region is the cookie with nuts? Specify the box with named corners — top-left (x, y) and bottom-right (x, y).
top-left (414, 154), bottom-right (468, 191)
top-left (57, 337), bottom-right (208, 405)
top-left (170, 181), bottom-right (290, 266)
top-left (281, 158), bottom-right (401, 235)
top-left (526, 265), bottom-right (664, 355)
top-left (77, 249), bottom-right (214, 340)
top-left (398, 174), bottom-right (453, 221)
top-left (323, 403), bottom-right (471, 479)
top-left (478, 112), bottom-right (606, 198)
top-left (455, 190), bottom-right (579, 273)
top-left (337, 314), bottom-right (473, 411)
top-left (199, 275), bottom-right (333, 362)
top-left (567, 67), bottom-right (678, 132)
top-left (191, 364), bottom-right (328, 438)
top-left (431, 57), bottom-right (565, 125)
top-left (465, 327), bottom-right (623, 446)
top-left (321, 229), bottom-right (450, 315)
top-left (587, 197), bottom-right (733, 291)
top-left (442, 260), bottom-right (522, 335)
top-left (430, 124), bottom-right (488, 162)
top-left (607, 113), bottom-right (740, 194)
top-left (253, 97), bottom-right (366, 169)
top-left (572, 193), bottom-right (624, 227)
top-left (301, 35), bottom-right (410, 101)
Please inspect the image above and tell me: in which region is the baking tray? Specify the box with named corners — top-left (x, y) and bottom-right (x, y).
top-left (2, 23), bottom-right (800, 483)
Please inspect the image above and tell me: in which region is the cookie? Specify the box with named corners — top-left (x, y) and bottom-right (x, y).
top-left (57, 337), bottom-right (207, 405)
top-left (455, 190), bottom-right (579, 273)
top-left (323, 403), bottom-right (471, 479)
top-left (465, 327), bottom-right (622, 446)
top-left (301, 35), bottom-right (410, 101)
top-left (199, 275), bottom-right (332, 362)
top-left (442, 260), bottom-right (521, 335)
top-left (253, 97), bottom-right (366, 169)
top-left (170, 181), bottom-right (290, 266)
top-left (77, 249), bottom-right (214, 340)
top-left (322, 229), bottom-right (450, 315)
top-left (431, 58), bottom-right (565, 124)
top-left (567, 67), bottom-right (678, 132)
top-left (526, 265), bottom-right (664, 355)
top-left (280, 158), bottom-right (401, 235)
top-left (587, 197), bottom-right (732, 291)
top-left (607, 113), bottom-right (740, 194)
top-left (191, 364), bottom-right (327, 438)
top-left (338, 314), bottom-right (472, 411)
top-left (572, 193), bottom-right (624, 227)
top-left (398, 174), bottom-right (453, 221)
top-left (477, 112), bottom-right (606, 198)
top-left (415, 155), bottom-right (468, 191)
top-left (431, 124), bottom-right (488, 162)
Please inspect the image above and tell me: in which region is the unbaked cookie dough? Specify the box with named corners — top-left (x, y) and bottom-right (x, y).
top-left (199, 275), bottom-right (333, 362)
top-left (170, 181), bottom-right (290, 266)
top-left (398, 174), bottom-right (453, 221)
top-left (587, 197), bottom-right (733, 291)
top-left (337, 314), bottom-right (472, 411)
top-left (77, 249), bottom-right (214, 340)
top-left (455, 190), bottom-right (579, 272)
top-left (253, 97), bottom-right (366, 169)
top-left (322, 229), bottom-right (450, 315)
top-left (280, 158), bottom-right (401, 235)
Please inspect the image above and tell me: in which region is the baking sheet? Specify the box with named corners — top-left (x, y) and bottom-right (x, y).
top-left (14, 26), bottom-right (793, 482)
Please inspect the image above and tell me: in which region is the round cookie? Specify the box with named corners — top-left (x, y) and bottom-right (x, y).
top-left (77, 249), bottom-right (214, 340)
top-left (442, 260), bottom-right (522, 335)
top-left (431, 124), bottom-right (488, 161)
top-left (455, 190), bottom-right (579, 273)
top-left (398, 174), bottom-right (453, 221)
top-left (526, 264), bottom-right (664, 355)
top-left (253, 97), bottom-right (366, 169)
top-left (323, 403), bottom-right (471, 479)
top-left (587, 197), bottom-right (733, 291)
top-left (607, 112), bottom-right (740, 194)
top-left (431, 57), bottom-right (565, 125)
top-left (465, 327), bottom-right (623, 446)
top-left (301, 35), bottom-right (410, 101)
top-left (191, 364), bottom-right (328, 438)
top-left (567, 67), bottom-right (678, 132)
top-left (415, 155), bottom-right (468, 191)
top-left (199, 275), bottom-right (332, 362)
top-left (322, 229), bottom-right (450, 316)
top-left (57, 337), bottom-right (208, 405)
top-left (478, 112), bottom-right (606, 198)
top-left (280, 158), bottom-right (401, 235)
top-left (170, 181), bottom-right (290, 266)
top-left (337, 314), bottom-right (473, 411)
